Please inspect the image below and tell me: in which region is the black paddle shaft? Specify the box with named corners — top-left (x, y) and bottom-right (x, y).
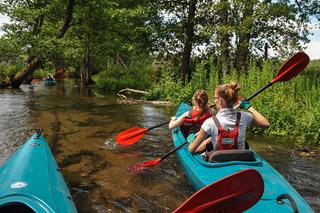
top-left (148, 121), bottom-right (170, 131)
top-left (247, 82), bottom-right (273, 101)
top-left (161, 141), bottom-right (188, 162)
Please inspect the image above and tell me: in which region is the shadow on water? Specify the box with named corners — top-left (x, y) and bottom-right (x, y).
top-left (0, 80), bottom-right (319, 212)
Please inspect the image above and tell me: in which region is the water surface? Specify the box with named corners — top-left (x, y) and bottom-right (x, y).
top-left (0, 80), bottom-right (319, 212)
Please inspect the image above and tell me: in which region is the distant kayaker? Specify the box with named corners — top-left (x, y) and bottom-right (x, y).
top-left (43, 73), bottom-right (55, 81)
top-left (169, 89), bottom-right (212, 135)
top-left (188, 81), bottom-right (269, 154)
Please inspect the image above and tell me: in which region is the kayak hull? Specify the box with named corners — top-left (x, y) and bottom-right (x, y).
top-left (0, 131), bottom-right (77, 213)
top-left (173, 102), bottom-right (314, 212)
top-left (43, 80), bottom-right (56, 86)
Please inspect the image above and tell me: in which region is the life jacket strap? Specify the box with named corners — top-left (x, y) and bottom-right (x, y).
top-left (212, 112), bottom-right (242, 150)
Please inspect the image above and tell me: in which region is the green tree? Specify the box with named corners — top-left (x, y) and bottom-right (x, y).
top-left (0, 0), bottom-right (75, 88)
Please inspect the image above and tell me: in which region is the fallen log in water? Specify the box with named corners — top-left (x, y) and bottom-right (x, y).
top-left (117, 88), bottom-right (171, 106)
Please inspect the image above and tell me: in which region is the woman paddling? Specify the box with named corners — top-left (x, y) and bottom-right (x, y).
top-left (188, 81), bottom-right (269, 154)
top-left (169, 89), bottom-right (212, 135)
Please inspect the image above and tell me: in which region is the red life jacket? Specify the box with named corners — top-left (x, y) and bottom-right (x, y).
top-left (180, 107), bottom-right (212, 135)
top-left (182, 107), bottom-right (212, 126)
top-left (213, 112), bottom-right (241, 150)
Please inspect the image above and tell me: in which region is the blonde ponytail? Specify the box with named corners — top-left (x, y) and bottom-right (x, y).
top-left (216, 81), bottom-right (240, 107)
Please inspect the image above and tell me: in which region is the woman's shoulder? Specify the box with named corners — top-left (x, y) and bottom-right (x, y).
top-left (203, 116), bottom-right (214, 124)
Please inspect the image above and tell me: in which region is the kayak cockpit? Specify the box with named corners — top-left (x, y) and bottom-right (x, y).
top-left (0, 194), bottom-right (56, 213)
top-left (193, 150), bottom-right (262, 168)
top-left (204, 149), bottom-right (256, 162)
top-left (0, 203), bottom-right (35, 213)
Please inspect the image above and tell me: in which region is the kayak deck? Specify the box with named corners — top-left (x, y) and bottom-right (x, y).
top-left (172, 102), bottom-right (314, 212)
top-left (0, 131), bottom-right (77, 213)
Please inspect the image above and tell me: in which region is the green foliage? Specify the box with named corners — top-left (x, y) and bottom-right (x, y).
top-left (0, 63), bottom-right (17, 82)
top-left (146, 60), bottom-right (213, 104)
top-left (32, 69), bottom-right (50, 79)
top-left (93, 55), bottom-right (154, 91)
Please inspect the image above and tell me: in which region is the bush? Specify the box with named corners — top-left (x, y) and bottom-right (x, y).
top-left (93, 55), bottom-right (153, 91)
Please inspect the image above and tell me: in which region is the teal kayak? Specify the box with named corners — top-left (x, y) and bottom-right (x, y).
top-left (0, 130), bottom-right (77, 213)
top-left (172, 102), bottom-right (314, 212)
top-left (43, 79), bottom-right (56, 86)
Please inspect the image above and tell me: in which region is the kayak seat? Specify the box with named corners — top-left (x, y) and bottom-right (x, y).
top-left (206, 150), bottom-right (256, 162)
top-left (0, 203), bottom-right (35, 213)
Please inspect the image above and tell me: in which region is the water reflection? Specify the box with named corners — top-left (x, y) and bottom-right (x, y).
top-left (0, 80), bottom-right (319, 212)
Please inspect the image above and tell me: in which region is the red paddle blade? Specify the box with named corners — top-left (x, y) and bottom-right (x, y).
top-left (127, 157), bottom-right (162, 174)
top-left (271, 52), bottom-right (309, 84)
top-left (115, 127), bottom-right (148, 147)
top-left (173, 169), bottom-right (264, 213)
top-left (191, 191), bottom-right (250, 212)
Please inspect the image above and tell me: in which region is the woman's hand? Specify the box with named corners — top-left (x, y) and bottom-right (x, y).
top-left (168, 111), bottom-right (190, 129)
top-left (188, 129), bottom-right (207, 154)
top-left (239, 100), bottom-right (252, 110)
top-left (170, 116), bottom-right (177, 121)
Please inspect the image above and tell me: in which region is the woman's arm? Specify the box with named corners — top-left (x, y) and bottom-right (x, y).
top-left (168, 111), bottom-right (190, 129)
top-left (188, 128), bottom-right (207, 154)
top-left (195, 136), bottom-right (211, 154)
top-left (247, 107), bottom-right (270, 128)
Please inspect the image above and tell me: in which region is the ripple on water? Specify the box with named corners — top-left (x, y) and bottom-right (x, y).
top-left (102, 138), bottom-right (119, 150)
top-left (0, 92), bottom-right (32, 164)
top-left (287, 156), bottom-right (320, 211)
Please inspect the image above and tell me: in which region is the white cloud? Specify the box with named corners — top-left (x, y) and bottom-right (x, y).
top-left (0, 14), bottom-right (10, 25)
top-left (305, 41), bottom-right (320, 60)
top-left (305, 29), bottom-right (320, 60)
top-left (0, 14), bottom-right (11, 36)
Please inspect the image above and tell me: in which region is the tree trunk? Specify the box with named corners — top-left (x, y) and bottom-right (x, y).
top-left (58, 0), bottom-right (75, 38)
top-left (80, 48), bottom-right (94, 86)
top-left (11, 57), bottom-right (43, 88)
top-left (235, 1), bottom-right (254, 73)
top-left (218, 0), bottom-right (231, 76)
top-left (10, 0), bottom-right (75, 89)
top-left (180, 0), bottom-right (197, 84)
top-left (264, 42), bottom-right (268, 60)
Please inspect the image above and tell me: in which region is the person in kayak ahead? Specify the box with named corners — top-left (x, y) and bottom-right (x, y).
top-left (43, 73), bottom-right (55, 81)
top-left (169, 89), bottom-right (212, 135)
top-left (188, 81), bottom-right (269, 154)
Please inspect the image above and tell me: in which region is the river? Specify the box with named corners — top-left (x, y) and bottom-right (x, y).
top-left (0, 80), bottom-right (319, 212)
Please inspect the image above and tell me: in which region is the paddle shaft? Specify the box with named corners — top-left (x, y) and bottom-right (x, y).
top-left (233, 83), bottom-right (272, 109)
top-left (148, 121), bottom-right (170, 131)
top-left (247, 82), bottom-right (272, 101)
top-left (160, 141), bottom-right (188, 162)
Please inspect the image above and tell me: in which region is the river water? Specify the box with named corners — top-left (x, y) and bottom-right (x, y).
top-left (0, 80), bottom-right (319, 212)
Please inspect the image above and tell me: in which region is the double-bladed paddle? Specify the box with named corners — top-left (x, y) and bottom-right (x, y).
top-left (173, 169), bottom-right (264, 213)
top-left (115, 121), bottom-right (169, 147)
top-left (127, 52), bottom-right (310, 172)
